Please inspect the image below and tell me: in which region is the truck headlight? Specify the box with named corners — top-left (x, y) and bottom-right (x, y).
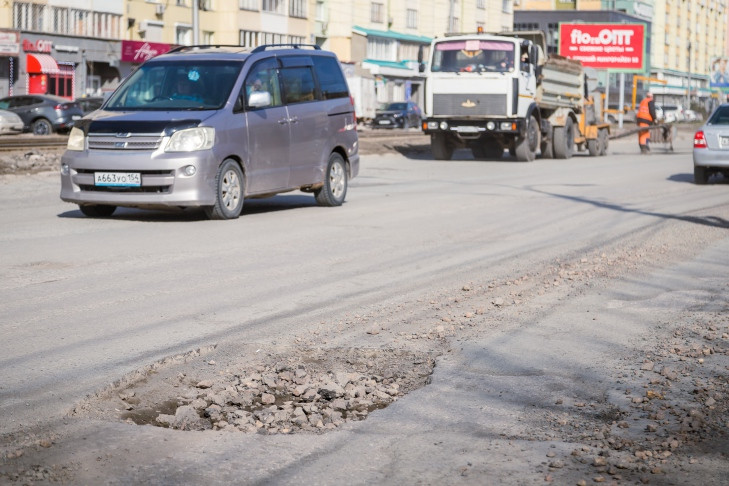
top-left (165, 127), bottom-right (215, 152)
top-left (439, 121), bottom-right (449, 130)
top-left (66, 127), bottom-right (85, 151)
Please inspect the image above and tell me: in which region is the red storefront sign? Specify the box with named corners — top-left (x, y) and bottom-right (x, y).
top-left (121, 40), bottom-right (171, 64)
top-left (559, 23), bottom-right (645, 71)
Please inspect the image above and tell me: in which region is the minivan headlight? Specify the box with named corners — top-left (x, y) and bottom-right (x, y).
top-left (66, 127), bottom-right (85, 151)
top-left (165, 127), bottom-right (215, 152)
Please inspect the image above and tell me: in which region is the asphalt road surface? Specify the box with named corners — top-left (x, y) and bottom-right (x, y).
top-left (1, 131), bottom-right (728, 485)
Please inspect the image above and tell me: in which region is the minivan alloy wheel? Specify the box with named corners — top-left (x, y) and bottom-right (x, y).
top-left (205, 159), bottom-right (244, 220)
top-left (315, 153), bottom-right (348, 207)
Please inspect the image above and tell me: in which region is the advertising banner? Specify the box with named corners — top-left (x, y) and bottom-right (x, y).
top-left (121, 40), bottom-right (171, 64)
top-left (710, 57), bottom-right (729, 88)
top-left (559, 23), bottom-right (645, 71)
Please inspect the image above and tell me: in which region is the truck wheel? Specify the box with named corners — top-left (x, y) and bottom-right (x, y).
top-left (587, 138), bottom-right (599, 156)
top-left (432, 133), bottom-right (454, 160)
top-left (514, 115), bottom-right (539, 162)
top-left (598, 128), bottom-right (609, 155)
top-left (553, 118), bottom-right (574, 159)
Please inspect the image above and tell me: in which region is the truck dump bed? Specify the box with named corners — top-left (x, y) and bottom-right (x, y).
top-left (537, 55), bottom-right (585, 112)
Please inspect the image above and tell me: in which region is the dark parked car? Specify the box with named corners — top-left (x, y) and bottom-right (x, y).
top-left (0, 94), bottom-right (83, 135)
top-left (76, 96), bottom-right (105, 115)
top-left (373, 101), bottom-right (421, 129)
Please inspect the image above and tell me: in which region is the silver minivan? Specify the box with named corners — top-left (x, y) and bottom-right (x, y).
top-left (60, 44), bottom-right (359, 219)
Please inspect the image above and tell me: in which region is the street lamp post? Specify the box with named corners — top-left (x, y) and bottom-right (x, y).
top-left (687, 40), bottom-right (692, 111)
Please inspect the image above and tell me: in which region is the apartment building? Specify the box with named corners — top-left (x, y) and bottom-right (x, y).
top-left (0, 1), bottom-right (514, 103)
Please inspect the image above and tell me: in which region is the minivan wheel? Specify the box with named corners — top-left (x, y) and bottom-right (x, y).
top-left (79, 204), bottom-right (116, 217)
top-left (315, 152), bottom-right (348, 207)
top-left (32, 118), bottom-right (52, 135)
top-left (205, 159), bottom-right (244, 220)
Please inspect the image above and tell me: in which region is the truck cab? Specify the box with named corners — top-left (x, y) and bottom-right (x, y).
top-left (420, 32), bottom-right (542, 161)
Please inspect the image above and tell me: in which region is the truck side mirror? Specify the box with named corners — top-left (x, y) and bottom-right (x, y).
top-left (418, 46), bottom-right (425, 72)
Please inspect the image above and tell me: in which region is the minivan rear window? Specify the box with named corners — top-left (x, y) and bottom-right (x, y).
top-left (312, 56), bottom-right (349, 99)
top-left (105, 60), bottom-right (244, 111)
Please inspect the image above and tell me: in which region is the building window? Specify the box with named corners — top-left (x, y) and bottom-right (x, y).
top-left (176, 25), bottom-right (193, 45)
top-left (262, 0), bottom-right (284, 13)
top-left (200, 0), bottom-right (213, 10)
top-left (239, 0), bottom-right (258, 10)
top-left (13, 2), bottom-right (121, 39)
top-left (203, 31), bottom-right (214, 44)
top-left (406, 9), bottom-right (418, 28)
top-left (371, 2), bottom-right (384, 23)
top-left (290, 0), bottom-right (306, 18)
top-left (477, 0), bottom-right (486, 8)
top-left (367, 37), bottom-right (396, 61)
top-left (449, 16), bottom-right (460, 33)
top-left (176, 0), bottom-right (187, 6)
top-left (240, 30), bottom-right (305, 48)
top-left (502, 0), bottom-right (511, 13)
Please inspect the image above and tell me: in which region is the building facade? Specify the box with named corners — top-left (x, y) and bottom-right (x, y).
top-left (0, 1), bottom-right (515, 105)
top-left (515, 0), bottom-right (729, 113)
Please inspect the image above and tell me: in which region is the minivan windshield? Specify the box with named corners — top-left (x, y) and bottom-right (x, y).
top-left (431, 40), bottom-right (515, 73)
top-left (105, 60), bottom-right (243, 111)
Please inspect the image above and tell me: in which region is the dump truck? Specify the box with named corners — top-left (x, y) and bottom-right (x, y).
top-left (418, 30), bottom-right (610, 161)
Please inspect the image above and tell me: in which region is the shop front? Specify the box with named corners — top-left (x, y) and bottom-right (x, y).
top-left (17, 34), bottom-right (122, 100)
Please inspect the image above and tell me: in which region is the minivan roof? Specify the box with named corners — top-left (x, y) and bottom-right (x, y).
top-left (157, 43), bottom-right (324, 60)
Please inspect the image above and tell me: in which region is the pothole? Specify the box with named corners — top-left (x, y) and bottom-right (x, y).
top-left (76, 347), bottom-right (437, 434)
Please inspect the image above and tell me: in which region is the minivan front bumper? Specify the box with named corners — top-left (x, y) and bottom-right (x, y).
top-left (60, 148), bottom-right (219, 209)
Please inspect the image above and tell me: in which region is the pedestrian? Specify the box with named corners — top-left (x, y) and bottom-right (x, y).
top-left (636, 92), bottom-right (656, 154)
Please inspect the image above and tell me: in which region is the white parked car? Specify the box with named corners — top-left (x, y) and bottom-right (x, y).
top-left (0, 109), bottom-right (24, 135)
top-left (684, 109), bottom-right (702, 122)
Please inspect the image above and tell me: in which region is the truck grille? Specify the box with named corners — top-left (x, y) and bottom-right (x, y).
top-left (433, 94), bottom-right (506, 117)
top-left (87, 133), bottom-right (164, 151)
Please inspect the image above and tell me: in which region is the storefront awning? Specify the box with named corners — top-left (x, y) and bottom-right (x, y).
top-left (27, 53), bottom-right (59, 74)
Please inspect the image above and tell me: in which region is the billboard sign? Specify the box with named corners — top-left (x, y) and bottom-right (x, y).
top-left (559, 23), bottom-right (645, 71)
top-left (121, 40), bottom-right (172, 64)
top-left (710, 57), bottom-right (729, 88)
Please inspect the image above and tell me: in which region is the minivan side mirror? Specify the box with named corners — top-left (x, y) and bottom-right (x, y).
top-left (248, 91), bottom-right (272, 108)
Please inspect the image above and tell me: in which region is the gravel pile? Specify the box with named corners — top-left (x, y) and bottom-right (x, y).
top-left (112, 348), bottom-right (436, 435)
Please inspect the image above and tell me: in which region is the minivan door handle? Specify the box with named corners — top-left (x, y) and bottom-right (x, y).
top-left (277, 118), bottom-right (289, 125)
top-left (288, 116), bottom-right (299, 124)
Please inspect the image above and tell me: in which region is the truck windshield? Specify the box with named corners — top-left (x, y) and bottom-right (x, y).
top-left (105, 60), bottom-right (243, 111)
top-left (431, 40), bottom-right (515, 73)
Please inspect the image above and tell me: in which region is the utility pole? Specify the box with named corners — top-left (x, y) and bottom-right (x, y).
top-left (193, 0), bottom-right (200, 44)
top-left (448, 0), bottom-right (455, 33)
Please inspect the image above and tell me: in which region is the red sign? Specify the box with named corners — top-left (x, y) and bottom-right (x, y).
top-left (121, 40), bottom-right (171, 63)
top-left (22, 38), bottom-right (52, 53)
top-left (559, 23), bottom-right (645, 70)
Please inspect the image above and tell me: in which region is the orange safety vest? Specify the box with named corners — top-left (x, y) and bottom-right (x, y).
top-left (637, 98), bottom-right (653, 123)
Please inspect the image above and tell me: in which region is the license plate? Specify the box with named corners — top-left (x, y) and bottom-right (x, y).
top-left (720, 136), bottom-right (729, 148)
top-left (455, 126), bottom-right (479, 133)
top-left (94, 172), bottom-right (141, 187)
top-left (72, 115), bottom-right (81, 120)
top-left (378, 120), bottom-right (391, 125)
